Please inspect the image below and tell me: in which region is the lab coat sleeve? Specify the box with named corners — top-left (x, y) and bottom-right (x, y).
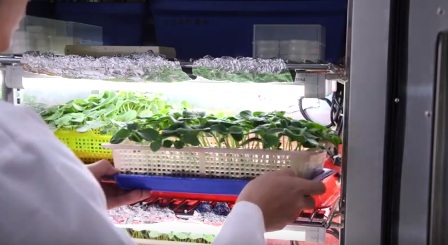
top-left (0, 103), bottom-right (134, 245)
top-left (213, 201), bottom-right (266, 245)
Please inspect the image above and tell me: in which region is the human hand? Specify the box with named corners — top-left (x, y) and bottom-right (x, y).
top-left (237, 168), bottom-right (326, 232)
top-left (88, 160), bottom-right (151, 209)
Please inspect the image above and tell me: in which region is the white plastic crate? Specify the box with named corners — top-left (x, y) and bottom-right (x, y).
top-left (252, 24), bottom-right (326, 61)
top-left (103, 144), bottom-right (327, 179)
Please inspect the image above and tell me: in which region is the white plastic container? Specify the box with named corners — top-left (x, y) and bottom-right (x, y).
top-left (253, 25), bottom-right (326, 61)
top-left (1, 16), bottom-right (103, 55)
top-left (279, 40), bottom-right (325, 61)
top-left (280, 53), bottom-right (322, 62)
top-left (280, 40), bottom-right (323, 54)
top-left (103, 143), bottom-right (327, 179)
top-left (255, 40), bottom-right (279, 58)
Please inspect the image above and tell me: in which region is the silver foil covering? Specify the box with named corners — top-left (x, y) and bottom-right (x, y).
top-left (21, 51), bottom-right (190, 82)
top-left (108, 203), bottom-right (227, 225)
top-left (192, 56), bottom-right (289, 74)
top-left (109, 203), bottom-right (178, 224)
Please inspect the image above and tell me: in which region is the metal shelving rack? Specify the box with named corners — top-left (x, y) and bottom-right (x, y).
top-left (0, 55), bottom-right (343, 244)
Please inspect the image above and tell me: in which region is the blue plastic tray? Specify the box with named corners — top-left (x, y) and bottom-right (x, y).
top-left (114, 168), bottom-right (335, 196)
top-left (115, 174), bottom-right (250, 195)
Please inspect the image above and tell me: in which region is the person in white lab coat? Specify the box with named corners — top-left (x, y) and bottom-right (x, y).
top-left (0, 1), bottom-right (325, 244)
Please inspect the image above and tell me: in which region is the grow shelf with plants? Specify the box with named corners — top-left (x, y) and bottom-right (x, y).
top-left (6, 53), bottom-right (325, 129)
top-left (108, 189), bottom-right (341, 244)
top-left (102, 109), bottom-right (342, 244)
top-left (38, 90), bottom-right (192, 163)
top-left (104, 110), bottom-right (341, 179)
top-left (1, 50), bottom-right (343, 244)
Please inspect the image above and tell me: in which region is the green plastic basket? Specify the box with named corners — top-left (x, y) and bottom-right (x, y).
top-left (55, 129), bottom-right (112, 164)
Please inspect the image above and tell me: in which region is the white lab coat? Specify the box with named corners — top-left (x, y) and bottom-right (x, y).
top-left (0, 102), bottom-right (266, 245)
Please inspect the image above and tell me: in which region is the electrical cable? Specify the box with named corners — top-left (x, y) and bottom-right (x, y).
top-left (331, 90), bottom-right (344, 136)
top-left (298, 97), bottom-right (333, 128)
top-left (298, 89), bottom-right (344, 161)
top-left (326, 228), bottom-right (340, 240)
top-left (298, 91), bottom-right (343, 134)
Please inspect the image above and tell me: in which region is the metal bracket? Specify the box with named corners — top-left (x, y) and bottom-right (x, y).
top-left (295, 71), bottom-right (332, 98)
top-left (5, 65), bottom-right (24, 89)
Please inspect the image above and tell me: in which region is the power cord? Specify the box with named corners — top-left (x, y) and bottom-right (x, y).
top-left (326, 228), bottom-right (340, 240)
top-left (331, 90), bottom-right (344, 136)
top-left (298, 90), bottom-right (343, 136)
top-left (298, 97), bottom-right (333, 128)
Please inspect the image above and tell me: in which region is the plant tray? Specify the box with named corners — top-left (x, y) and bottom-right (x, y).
top-left (102, 143), bottom-right (327, 179)
top-left (55, 130), bottom-right (113, 163)
top-left (115, 174), bottom-right (249, 195)
top-left (114, 168), bottom-right (336, 197)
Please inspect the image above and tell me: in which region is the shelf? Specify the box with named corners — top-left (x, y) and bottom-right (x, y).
top-left (4, 65), bottom-right (306, 88)
top-left (0, 56), bottom-right (343, 78)
top-left (115, 218), bottom-right (328, 243)
top-left (110, 195), bottom-right (340, 244)
top-left (3, 65), bottom-right (308, 114)
top-left (133, 239), bottom-right (205, 245)
top-left (2, 56), bottom-right (342, 244)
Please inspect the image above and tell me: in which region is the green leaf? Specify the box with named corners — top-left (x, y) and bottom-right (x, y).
top-left (148, 230), bottom-right (161, 238)
top-left (228, 125), bottom-right (244, 134)
top-left (182, 132), bottom-right (201, 146)
top-left (303, 138), bottom-right (319, 148)
top-left (249, 127), bottom-right (266, 135)
top-left (252, 111), bottom-right (265, 117)
top-left (167, 121), bottom-right (186, 130)
top-left (307, 138), bottom-right (319, 145)
top-left (262, 134), bottom-right (279, 149)
top-left (174, 232), bottom-right (189, 240)
top-left (331, 134), bottom-right (342, 146)
top-left (162, 140), bottom-right (173, 148)
top-left (239, 110), bottom-right (252, 119)
top-left (117, 110), bottom-right (138, 122)
top-left (291, 134), bottom-right (307, 144)
top-left (266, 128), bottom-right (284, 136)
top-left (171, 112), bottom-right (182, 119)
top-left (126, 123), bottom-right (138, 131)
top-left (182, 110), bottom-right (196, 118)
top-left (42, 110), bottom-right (63, 121)
top-left (280, 119), bottom-right (290, 127)
top-left (210, 124), bottom-right (229, 134)
top-left (230, 133), bottom-right (244, 142)
top-left (138, 109), bottom-right (153, 118)
top-left (129, 133), bottom-right (143, 142)
top-left (110, 128), bottom-right (130, 144)
top-left (137, 128), bottom-right (160, 141)
top-left (72, 103), bottom-right (85, 111)
top-left (174, 140), bottom-right (185, 149)
top-left (203, 234), bottom-right (215, 243)
top-left (188, 233), bottom-right (203, 240)
top-left (175, 128), bottom-right (192, 134)
top-left (161, 130), bottom-right (178, 137)
top-left (75, 126), bottom-right (90, 133)
top-left (70, 113), bottom-right (86, 123)
top-left (290, 120), bottom-right (305, 128)
top-left (229, 125), bottom-right (244, 141)
top-left (150, 141), bottom-right (162, 152)
top-left (274, 111), bottom-right (286, 117)
top-left (75, 120), bottom-right (107, 133)
top-left (240, 137), bottom-right (263, 147)
top-left (181, 100), bottom-right (192, 109)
